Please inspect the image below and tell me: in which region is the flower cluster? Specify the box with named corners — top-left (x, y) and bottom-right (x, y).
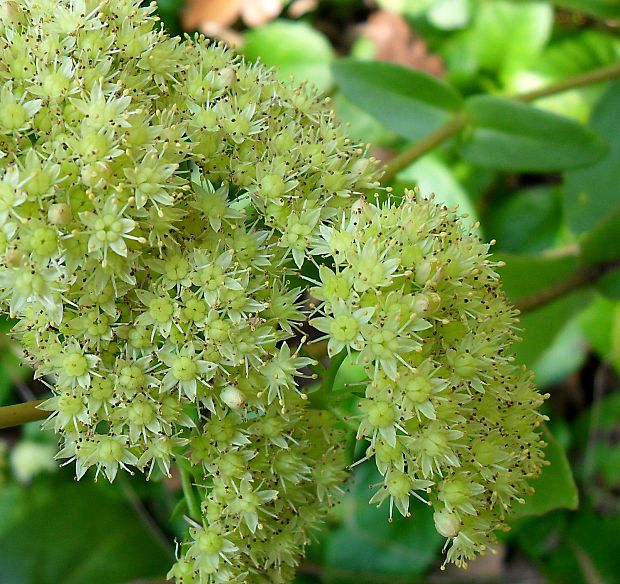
top-left (0, 0), bottom-right (546, 580)
top-left (169, 404), bottom-right (347, 583)
top-left (0, 1), bottom-right (370, 579)
top-left (310, 193), bottom-right (547, 566)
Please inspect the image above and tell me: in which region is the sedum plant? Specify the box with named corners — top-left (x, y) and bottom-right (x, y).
top-left (0, 1), bottom-right (547, 582)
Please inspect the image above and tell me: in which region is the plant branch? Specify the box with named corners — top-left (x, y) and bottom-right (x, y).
top-left (517, 62), bottom-right (620, 103)
top-left (0, 399), bottom-right (46, 430)
top-left (179, 466), bottom-right (201, 522)
top-left (380, 61), bottom-right (620, 184)
top-left (381, 114), bottom-right (467, 185)
top-left (515, 259), bottom-right (620, 314)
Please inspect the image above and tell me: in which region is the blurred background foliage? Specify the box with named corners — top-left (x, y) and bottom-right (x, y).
top-left (1, 1), bottom-right (620, 583)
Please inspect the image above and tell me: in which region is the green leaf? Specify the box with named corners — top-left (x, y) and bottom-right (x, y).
top-left (155, 0), bottom-right (183, 33)
top-left (535, 31), bottom-right (620, 82)
top-left (333, 354), bottom-right (367, 394)
top-left (516, 290), bottom-right (591, 367)
top-left (498, 253), bottom-right (578, 300)
top-left (471, 0), bottom-right (553, 79)
top-left (498, 254), bottom-right (590, 367)
top-left (332, 94), bottom-right (402, 148)
top-left (573, 392), bottom-right (620, 485)
top-left (597, 268), bottom-right (620, 300)
top-left (485, 185), bottom-right (562, 254)
top-left (460, 95), bottom-right (607, 171)
top-left (332, 59), bottom-right (463, 143)
top-left (531, 317), bottom-right (587, 388)
top-left (564, 511), bottom-right (620, 583)
top-left (242, 20), bottom-right (335, 92)
top-left (394, 155), bottom-right (478, 222)
top-left (0, 480), bottom-right (172, 584)
top-left (525, 31), bottom-right (620, 121)
top-left (512, 426), bottom-right (578, 519)
top-left (580, 208), bottom-right (620, 265)
top-left (565, 81), bottom-right (620, 234)
top-left (323, 463), bottom-right (442, 581)
top-left (579, 294), bottom-right (620, 372)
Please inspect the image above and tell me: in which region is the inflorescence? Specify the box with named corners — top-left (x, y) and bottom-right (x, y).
top-left (0, 1), bottom-right (546, 581)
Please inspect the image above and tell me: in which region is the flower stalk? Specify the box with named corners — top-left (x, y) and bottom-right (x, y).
top-left (0, 399), bottom-right (46, 430)
top-left (309, 348), bottom-right (349, 410)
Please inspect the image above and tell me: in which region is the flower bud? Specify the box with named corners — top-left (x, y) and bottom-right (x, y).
top-left (434, 509), bottom-right (461, 538)
top-left (220, 387), bottom-right (246, 410)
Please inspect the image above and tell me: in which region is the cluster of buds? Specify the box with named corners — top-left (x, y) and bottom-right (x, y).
top-left (0, 0), bottom-right (546, 580)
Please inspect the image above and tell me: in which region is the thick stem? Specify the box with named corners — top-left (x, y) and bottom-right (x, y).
top-left (309, 348), bottom-right (348, 410)
top-left (0, 399), bottom-right (46, 430)
top-left (179, 466), bottom-right (201, 522)
top-left (516, 259), bottom-right (620, 314)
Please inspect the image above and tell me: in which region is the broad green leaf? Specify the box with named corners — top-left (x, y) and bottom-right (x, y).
top-left (574, 392), bottom-right (620, 484)
top-left (565, 81), bottom-right (620, 234)
top-left (0, 479), bottom-right (172, 584)
top-left (324, 463), bottom-right (443, 581)
top-left (597, 268), bottom-right (620, 300)
top-left (512, 426), bottom-right (578, 518)
top-left (441, 31), bottom-right (479, 90)
top-left (529, 471), bottom-right (620, 584)
top-left (394, 155), bottom-right (478, 221)
top-left (534, 31), bottom-right (620, 82)
top-left (485, 186), bottom-right (562, 254)
top-left (333, 354), bottom-right (367, 394)
top-left (516, 290), bottom-right (591, 367)
top-left (518, 31), bottom-right (620, 121)
top-left (580, 208), bottom-right (620, 265)
top-left (332, 94), bottom-right (402, 147)
top-left (579, 205), bottom-right (620, 304)
top-left (332, 59), bottom-right (463, 142)
top-left (242, 20), bottom-right (334, 92)
top-left (498, 254), bottom-right (589, 366)
top-left (460, 95), bottom-right (607, 171)
top-left (498, 253), bottom-right (578, 300)
top-left (530, 317), bottom-right (587, 388)
top-left (579, 294), bottom-right (620, 372)
top-left (155, 0), bottom-right (183, 33)
top-left (562, 511), bottom-right (620, 584)
top-left (511, 511), bottom-right (570, 561)
top-left (471, 0), bottom-right (553, 79)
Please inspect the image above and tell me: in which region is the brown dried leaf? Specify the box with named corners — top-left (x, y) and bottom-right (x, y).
top-left (181, 0), bottom-right (241, 31)
top-left (361, 10), bottom-right (444, 77)
top-left (288, 0), bottom-right (318, 18)
top-left (240, 0), bottom-right (283, 28)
